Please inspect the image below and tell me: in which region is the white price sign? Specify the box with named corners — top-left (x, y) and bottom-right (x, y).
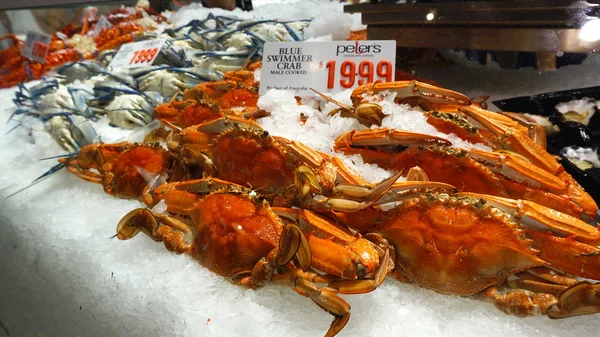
top-left (108, 39), bottom-right (167, 70)
top-left (21, 31), bottom-right (52, 63)
top-left (259, 41), bottom-right (396, 96)
top-left (92, 15), bottom-right (112, 37)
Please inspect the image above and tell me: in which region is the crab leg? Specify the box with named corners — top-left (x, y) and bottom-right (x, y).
top-left (525, 232), bottom-right (600, 281)
top-left (335, 128), bottom-right (452, 149)
top-left (550, 282), bottom-right (600, 318)
top-left (187, 115), bottom-right (263, 133)
top-left (329, 156), bottom-right (370, 185)
top-left (479, 279), bottom-right (600, 318)
top-left (466, 149), bottom-right (598, 220)
top-left (334, 129), bottom-right (508, 197)
top-left (331, 170), bottom-right (403, 201)
top-left (373, 180), bottom-right (457, 205)
top-left (64, 165), bottom-right (103, 183)
top-left (272, 272), bottom-right (351, 337)
top-left (149, 178), bottom-right (247, 208)
top-left (459, 106), bottom-right (530, 135)
top-left (477, 286), bottom-right (561, 317)
top-left (519, 267), bottom-right (578, 288)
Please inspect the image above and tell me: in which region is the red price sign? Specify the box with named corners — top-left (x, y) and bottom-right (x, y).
top-left (325, 60), bottom-right (393, 89)
top-left (32, 42), bottom-right (48, 61)
top-left (129, 48), bottom-right (159, 65)
top-left (21, 31), bottom-right (52, 63)
top-left (108, 39), bottom-right (167, 70)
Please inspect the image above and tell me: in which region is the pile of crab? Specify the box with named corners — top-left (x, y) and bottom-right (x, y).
top-left (45, 63), bottom-right (600, 337)
top-left (5, 12), bottom-right (313, 153)
top-left (0, 1), bottom-right (167, 88)
top-left (0, 0), bottom-right (312, 89)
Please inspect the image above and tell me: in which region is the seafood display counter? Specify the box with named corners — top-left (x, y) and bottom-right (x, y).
top-left (1, 1), bottom-right (600, 337)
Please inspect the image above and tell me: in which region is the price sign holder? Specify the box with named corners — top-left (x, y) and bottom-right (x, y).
top-left (21, 31), bottom-right (52, 63)
top-left (108, 39), bottom-right (168, 71)
top-left (259, 41), bottom-right (396, 96)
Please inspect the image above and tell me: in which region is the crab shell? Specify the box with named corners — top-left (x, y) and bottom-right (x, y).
top-left (200, 124), bottom-right (329, 202)
top-left (334, 129), bottom-right (508, 197)
top-left (334, 128), bottom-right (598, 221)
top-left (102, 144), bottom-right (171, 200)
top-left (60, 142), bottom-right (171, 202)
top-left (334, 192), bottom-right (600, 317)
top-left (189, 191), bottom-right (284, 278)
top-left (183, 80), bottom-right (259, 109)
top-left (379, 193), bottom-right (546, 295)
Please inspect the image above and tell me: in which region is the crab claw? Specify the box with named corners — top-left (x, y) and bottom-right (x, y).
top-left (304, 170), bottom-right (405, 212)
top-left (459, 106), bottom-right (561, 174)
top-left (116, 208), bottom-right (160, 240)
top-left (332, 170), bottom-right (404, 201)
top-left (461, 193), bottom-right (600, 242)
top-left (334, 128), bottom-right (452, 151)
top-left (374, 180), bottom-right (457, 205)
top-left (310, 88), bottom-right (388, 127)
top-left (352, 80), bottom-right (472, 109)
top-left (460, 193), bottom-right (600, 281)
top-left (467, 149), bottom-right (566, 194)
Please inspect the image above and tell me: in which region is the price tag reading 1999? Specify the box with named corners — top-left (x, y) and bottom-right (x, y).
top-left (108, 39), bottom-right (167, 71)
top-left (325, 59), bottom-right (393, 89)
top-left (129, 48), bottom-right (160, 64)
top-left (260, 40), bottom-right (396, 96)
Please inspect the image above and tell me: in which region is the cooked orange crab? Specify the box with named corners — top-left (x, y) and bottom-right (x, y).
top-left (334, 128), bottom-right (598, 222)
top-left (183, 80), bottom-right (259, 109)
top-left (333, 192), bottom-right (600, 318)
top-left (137, 177), bottom-right (397, 294)
top-left (314, 81), bottom-right (543, 149)
top-left (117, 179), bottom-right (394, 337)
top-left (56, 142), bottom-right (182, 205)
top-left (167, 117), bottom-right (455, 211)
top-left (154, 97), bottom-right (268, 128)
